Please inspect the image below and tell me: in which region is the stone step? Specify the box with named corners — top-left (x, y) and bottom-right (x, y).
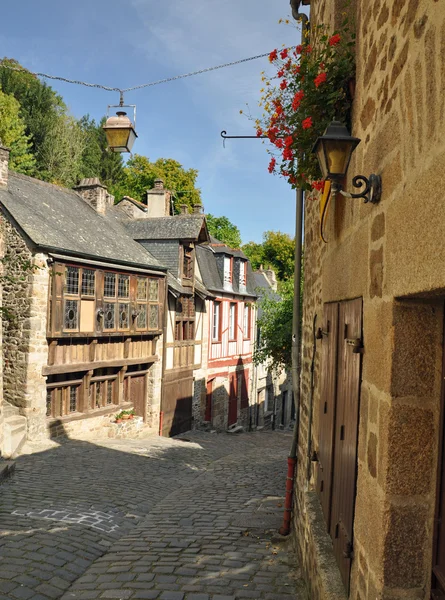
top-left (3, 402), bottom-right (20, 419)
top-left (3, 415), bottom-right (27, 458)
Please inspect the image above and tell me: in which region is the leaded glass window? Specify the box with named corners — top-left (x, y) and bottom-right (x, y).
top-left (119, 303), bottom-right (129, 329)
top-left (69, 386), bottom-right (78, 412)
top-left (137, 304), bottom-right (147, 329)
top-left (64, 300), bottom-right (78, 330)
top-left (149, 279), bottom-right (159, 301)
top-left (104, 273), bottom-right (116, 297)
top-left (104, 303), bottom-right (115, 330)
top-left (118, 274), bottom-right (129, 298)
top-left (149, 305), bottom-right (159, 330)
top-left (65, 266), bottom-right (79, 295)
top-left (137, 278), bottom-right (148, 300)
top-left (81, 269), bottom-right (95, 296)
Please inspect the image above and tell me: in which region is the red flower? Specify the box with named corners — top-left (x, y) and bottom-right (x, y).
top-left (277, 69), bottom-right (284, 78)
top-left (292, 90), bottom-right (304, 111)
top-left (268, 157), bottom-right (276, 173)
top-left (311, 180), bottom-right (325, 191)
top-left (289, 175), bottom-right (297, 185)
top-left (280, 48), bottom-right (288, 59)
top-left (283, 147), bottom-right (293, 161)
top-left (284, 135), bottom-right (293, 147)
top-left (293, 65), bottom-right (301, 74)
top-left (285, 60), bottom-right (292, 71)
top-left (275, 105), bottom-right (284, 116)
top-left (314, 72), bottom-right (327, 88)
top-left (275, 139), bottom-right (284, 149)
top-left (295, 45), bottom-right (303, 54)
top-left (280, 80), bottom-right (288, 90)
top-left (305, 45), bottom-right (312, 53)
top-left (320, 62), bottom-right (325, 70)
top-left (269, 49), bottom-right (278, 62)
top-left (256, 128), bottom-right (263, 137)
top-left (329, 34), bottom-right (341, 46)
top-left (302, 117), bottom-right (313, 129)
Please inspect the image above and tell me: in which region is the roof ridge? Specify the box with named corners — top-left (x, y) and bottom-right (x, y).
top-left (9, 170), bottom-right (79, 196)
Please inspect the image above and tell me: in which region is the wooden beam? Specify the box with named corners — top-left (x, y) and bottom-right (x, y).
top-left (43, 355), bottom-right (158, 376)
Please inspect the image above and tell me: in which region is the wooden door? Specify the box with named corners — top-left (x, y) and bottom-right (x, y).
top-left (205, 379), bottom-right (213, 422)
top-left (130, 375), bottom-right (146, 419)
top-left (317, 302), bottom-right (339, 528)
top-left (432, 318), bottom-right (445, 597)
top-left (329, 298), bottom-right (362, 593)
top-left (161, 368), bottom-right (193, 436)
top-left (228, 373), bottom-right (238, 426)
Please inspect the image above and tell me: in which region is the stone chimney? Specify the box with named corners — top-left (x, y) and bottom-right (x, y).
top-left (180, 204), bottom-right (188, 215)
top-left (74, 178), bottom-right (111, 215)
top-left (0, 143), bottom-right (10, 189)
top-left (193, 204), bottom-right (201, 215)
top-left (146, 178), bottom-right (171, 217)
top-left (265, 268), bottom-right (278, 291)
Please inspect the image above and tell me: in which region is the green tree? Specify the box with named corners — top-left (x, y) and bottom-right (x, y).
top-left (0, 90), bottom-right (35, 174)
top-left (206, 214), bottom-right (242, 248)
top-left (254, 279), bottom-right (293, 370)
top-left (117, 155), bottom-right (201, 211)
top-left (243, 231), bottom-right (294, 281)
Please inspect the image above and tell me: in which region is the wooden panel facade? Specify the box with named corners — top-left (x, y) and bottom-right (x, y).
top-left (161, 369), bottom-right (193, 436)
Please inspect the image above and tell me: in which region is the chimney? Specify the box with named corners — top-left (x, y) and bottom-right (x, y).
top-left (74, 178), bottom-right (109, 214)
top-left (0, 143), bottom-right (10, 189)
top-left (180, 204), bottom-right (188, 215)
top-left (265, 268), bottom-right (278, 291)
top-left (146, 178), bottom-right (171, 217)
top-left (193, 204), bottom-right (201, 215)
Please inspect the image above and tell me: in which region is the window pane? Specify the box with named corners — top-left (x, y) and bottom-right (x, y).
top-left (212, 302), bottom-right (220, 340)
top-left (65, 266), bottom-right (79, 295)
top-left (149, 279), bottom-right (159, 301)
top-left (229, 303), bottom-right (236, 339)
top-left (104, 303), bottom-right (115, 329)
top-left (119, 303), bottom-right (130, 329)
top-left (149, 305), bottom-right (159, 329)
top-left (69, 386), bottom-right (78, 413)
top-left (137, 278), bottom-right (148, 300)
top-left (118, 274), bottom-right (129, 298)
top-left (137, 304), bottom-right (147, 329)
top-left (104, 273), bottom-right (116, 297)
top-left (64, 300), bottom-right (79, 330)
top-left (81, 269), bottom-right (95, 296)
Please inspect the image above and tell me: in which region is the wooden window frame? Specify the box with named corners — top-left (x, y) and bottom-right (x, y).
top-left (243, 304), bottom-right (251, 339)
top-left (174, 296), bottom-right (196, 342)
top-left (229, 302), bottom-right (237, 341)
top-left (182, 244), bottom-right (194, 282)
top-left (212, 301), bottom-right (222, 342)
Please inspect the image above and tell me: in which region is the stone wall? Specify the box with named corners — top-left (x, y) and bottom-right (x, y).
top-left (293, 0), bottom-right (445, 598)
top-left (2, 218), bottom-right (49, 441)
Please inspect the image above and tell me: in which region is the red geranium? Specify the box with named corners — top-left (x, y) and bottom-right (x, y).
top-left (295, 45), bottom-right (303, 54)
top-left (292, 91), bottom-right (304, 111)
top-left (284, 135), bottom-right (293, 147)
top-left (314, 72), bottom-right (327, 88)
top-left (269, 49), bottom-right (278, 62)
top-left (280, 80), bottom-right (288, 90)
top-left (280, 48), bottom-right (288, 59)
top-left (283, 147), bottom-right (293, 161)
top-left (329, 34), bottom-right (341, 46)
top-left (275, 139), bottom-right (284, 149)
top-left (268, 157), bottom-right (276, 173)
top-left (256, 128), bottom-right (263, 137)
top-left (277, 69), bottom-right (284, 78)
top-left (302, 117), bottom-right (313, 129)
top-left (311, 180), bottom-right (325, 191)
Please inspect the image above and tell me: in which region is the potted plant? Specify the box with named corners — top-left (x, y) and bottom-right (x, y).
top-left (121, 410), bottom-right (131, 421)
top-left (115, 411), bottom-right (124, 424)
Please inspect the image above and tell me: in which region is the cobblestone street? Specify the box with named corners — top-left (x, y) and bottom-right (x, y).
top-left (0, 431), bottom-right (306, 600)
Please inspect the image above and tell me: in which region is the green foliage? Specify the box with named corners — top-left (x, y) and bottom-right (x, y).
top-left (206, 214), bottom-right (242, 248)
top-left (254, 279), bottom-right (293, 370)
top-left (116, 155), bottom-right (201, 212)
top-left (0, 90), bottom-right (35, 174)
top-left (243, 231), bottom-right (294, 281)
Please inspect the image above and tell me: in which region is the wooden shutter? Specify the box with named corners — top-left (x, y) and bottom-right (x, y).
top-left (317, 302), bottom-right (339, 528)
top-left (329, 298), bottom-right (363, 593)
top-left (240, 368), bottom-right (249, 409)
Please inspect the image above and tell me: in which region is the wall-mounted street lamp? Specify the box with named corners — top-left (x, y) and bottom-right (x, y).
top-left (312, 121), bottom-right (382, 204)
top-left (103, 93), bottom-right (138, 153)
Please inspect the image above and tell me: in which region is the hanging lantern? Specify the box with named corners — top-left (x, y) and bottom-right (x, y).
top-left (103, 94), bottom-right (137, 153)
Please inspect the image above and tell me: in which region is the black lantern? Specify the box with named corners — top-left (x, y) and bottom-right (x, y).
top-left (312, 120), bottom-right (381, 204)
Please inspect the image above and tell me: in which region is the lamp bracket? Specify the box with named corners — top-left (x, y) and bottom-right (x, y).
top-left (334, 174), bottom-right (381, 204)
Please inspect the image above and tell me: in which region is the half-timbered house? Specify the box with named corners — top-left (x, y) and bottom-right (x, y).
top-left (0, 149), bottom-right (166, 453)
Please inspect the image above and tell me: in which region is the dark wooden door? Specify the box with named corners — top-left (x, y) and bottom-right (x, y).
top-left (432, 316), bottom-right (445, 597)
top-left (130, 375), bottom-right (146, 419)
top-left (317, 302), bottom-right (339, 528)
top-left (329, 298), bottom-right (362, 593)
top-left (161, 368), bottom-right (193, 436)
top-left (228, 373), bottom-right (238, 426)
top-left (205, 379), bottom-right (213, 422)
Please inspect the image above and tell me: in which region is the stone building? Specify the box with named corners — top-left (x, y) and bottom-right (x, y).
top-left (0, 147), bottom-right (167, 455)
top-left (293, 1), bottom-right (445, 599)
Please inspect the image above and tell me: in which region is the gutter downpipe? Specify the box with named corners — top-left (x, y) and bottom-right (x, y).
top-left (279, 7), bottom-right (309, 537)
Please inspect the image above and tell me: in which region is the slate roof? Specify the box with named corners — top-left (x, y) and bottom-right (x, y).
top-left (196, 244), bottom-right (257, 298)
top-left (208, 236), bottom-right (247, 258)
top-left (125, 215), bottom-right (208, 241)
top-left (253, 271), bottom-right (281, 318)
top-left (0, 172), bottom-right (165, 272)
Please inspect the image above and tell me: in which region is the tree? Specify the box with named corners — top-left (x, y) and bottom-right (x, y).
top-left (243, 231), bottom-right (295, 281)
top-left (0, 90), bottom-right (35, 174)
top-left (253, 279), bottom-right (293, 371)
top-left (117, 155), bottom-right (201, 212)
top-left (206, 214), bottom-right (242, 248)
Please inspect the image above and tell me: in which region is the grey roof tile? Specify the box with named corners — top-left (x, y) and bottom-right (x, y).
top-left (125, 215), bottom-right (207, 241)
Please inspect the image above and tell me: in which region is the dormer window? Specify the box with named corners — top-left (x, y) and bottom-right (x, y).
top-left (223, 256), bottom-right (233, 288)
top-left (239, 260), bottom-right (247, 291)
top-left (183, 244), bottom-right (194, 280)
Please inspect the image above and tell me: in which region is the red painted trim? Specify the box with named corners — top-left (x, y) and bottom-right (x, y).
top-left (207, 371), bottom-right (229, 380)
top-left (208, 356), bottom-right (252, 369)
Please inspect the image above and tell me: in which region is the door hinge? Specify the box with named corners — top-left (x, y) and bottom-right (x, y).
top-left (346, 338), bottom-right (364, 354)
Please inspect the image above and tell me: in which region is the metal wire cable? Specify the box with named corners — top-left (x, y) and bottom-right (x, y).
top-left (0, 50), bottom-right (281, 95)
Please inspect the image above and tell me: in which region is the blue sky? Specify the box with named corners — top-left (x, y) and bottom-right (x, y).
top-left (2, 0), bottom-right (309, 243)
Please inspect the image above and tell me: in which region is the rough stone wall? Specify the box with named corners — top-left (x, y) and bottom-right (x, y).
top-left (147, 337), bottom-right (163, 431)
top-left (294, 1), bottom-right (445, 598)
top-left (0, 215), bottom-right (5, 454)
top-left (2, 218), bottom-right (49, 441)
